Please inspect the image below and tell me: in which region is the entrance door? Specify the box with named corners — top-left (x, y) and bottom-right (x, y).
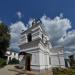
top-left (25, 54), bottom-right (32, 71)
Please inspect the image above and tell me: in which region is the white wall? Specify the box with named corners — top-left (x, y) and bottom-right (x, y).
top-left (6, 51), bottom-right (19, 64)
top-left (31, 52), bottom-right (40, 65)
top-left (19, 23), bottom-right (65, 70)
top-left (51, 55), bottom-right (59, 67)
top-left (31, 52), bottom-right (40, 70)
top-left (39, 51), bottom-right (51, 70)
top-left (50, 55), bottom-right (65, 68)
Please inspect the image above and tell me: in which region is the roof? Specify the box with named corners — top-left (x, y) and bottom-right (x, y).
top-left (7, 50), bottom-right (19, 53)
top-left (50, 47), bottom-right (64, 53)
top-left (21, 20), bottom-right (48, 35)
top-left (19, 51), bottom-right (32, 56)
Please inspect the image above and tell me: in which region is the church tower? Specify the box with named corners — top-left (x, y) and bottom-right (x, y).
top-left (19, 19), bottom-right (52, 70)
top-left (19, 19), bottom-right (65, 70)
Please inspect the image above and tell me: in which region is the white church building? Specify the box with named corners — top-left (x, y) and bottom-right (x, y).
top-left (19, 20), bottom-right (65, 71)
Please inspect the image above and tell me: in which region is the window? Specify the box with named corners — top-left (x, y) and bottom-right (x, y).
top-left (42, 34), bottom-right (43, 40)
top-left (49, 57), bottom-right (51, 64)
top-left (27, 33), bottom-right (32, 42)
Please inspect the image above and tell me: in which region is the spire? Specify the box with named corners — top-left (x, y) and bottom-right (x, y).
top-left (32, 19), bottom-right (42, 26)
top-left (32, 19), bottom-right (37, 26)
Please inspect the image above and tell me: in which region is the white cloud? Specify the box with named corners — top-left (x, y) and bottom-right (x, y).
top-left (10, 21), bottom-right (27, 51)
top-left (9, 14), bottom-right (75, 55)
top-left (40, 14), bottom-right (75, 55)
top-left (64, 30), bottom-right (75, 46)
top-left (64, 51), bottom-right (73, 59)
top-left (16, 11), bottom-right (22, 19)
top-left (57, 30), bottom-right (75, 53)
top-left (64, 51), bottom-right (72, 54)
top-left (28, 18), bottom-right (33, 26)
top-left (59, 13), bottom-right (63, 18)
top-left (0, 20), bottom-right (2, 23)
top-left (40, 14), bottom-right (71, 46)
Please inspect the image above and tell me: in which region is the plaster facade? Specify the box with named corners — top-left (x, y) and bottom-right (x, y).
top-left (19, 20), bottom-right (65, 70)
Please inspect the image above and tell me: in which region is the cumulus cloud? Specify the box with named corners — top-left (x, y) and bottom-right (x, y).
top-left (9, 13), bottom-right (75, 56)
top-left (40, 14), bottom-right (75, 56)
top-left (40, 15), bottom-right (71, 46)
top-left (64, 51), bottom-right (73, 59)
top-left (16, 11), bottom-right (22, 19)
top-left (64, 30), bottom-right (75, 46)
top-left (64, 51), bottom-right (72, 54)
top-left (27, 14), bottom-right (74, 55)
top-left (57, 30), bottom-right (75, 54)
top-left (10, 21), bottom-right (27, 51)
top-left (28, 18), bottom-right (34, 25)
top-left (0, 20), bottom-right (2, 23)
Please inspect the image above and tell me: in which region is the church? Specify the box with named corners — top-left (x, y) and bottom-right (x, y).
top-left (19, 20), bottom-right (65, 71)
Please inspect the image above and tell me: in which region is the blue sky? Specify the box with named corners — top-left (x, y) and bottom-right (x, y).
top-left (0, 0), bottom-right (75, 55)
top-left (0, 0), bottom-right (75, 29)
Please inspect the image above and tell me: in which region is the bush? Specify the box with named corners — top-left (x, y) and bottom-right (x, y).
top-left (52, 67), bottom-right (74, 75)
top-left (52, 67), bottom-right (60, 75)
top-left (0, 58), bottom-right (6, 68)
top-left (8, 58), bottom-right (19, 64)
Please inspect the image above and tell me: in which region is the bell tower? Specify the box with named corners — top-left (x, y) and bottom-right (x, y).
top-left (19, 19), bottom-right (51, 70)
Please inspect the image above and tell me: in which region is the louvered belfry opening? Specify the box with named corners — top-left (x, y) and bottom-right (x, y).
top-left (27, 33), bottom-right (32, 42)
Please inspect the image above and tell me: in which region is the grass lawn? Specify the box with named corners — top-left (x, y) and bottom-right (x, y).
top-left (53, 68), bottom-right (75, 75)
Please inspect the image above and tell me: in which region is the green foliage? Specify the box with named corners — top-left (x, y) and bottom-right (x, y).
top-left (0, 22), bottom-right (10, 57)
top-left (52, 67), bottom-right (75, 75)
top-left (8, 58), bottom-right (19, 64)
top-left (0, 58), bottom-right (6, 68)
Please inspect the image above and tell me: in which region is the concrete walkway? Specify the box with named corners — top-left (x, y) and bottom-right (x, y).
top-left (0, 65), bottom-right (53, 75)
top-left (0, 65), bottom-right (18, 75)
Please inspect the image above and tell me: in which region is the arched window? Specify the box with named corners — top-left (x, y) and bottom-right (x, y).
top-left (42, 34), bottom-right (43, 40)
top-left (49, 57), bottom-right (51, 65)
top-left (27, 33), bottom-right (32, 42)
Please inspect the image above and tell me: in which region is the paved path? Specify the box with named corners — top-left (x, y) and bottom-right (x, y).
top-left (0, 65), bottom-right (53, 75)
top-left (0, 65), bottom-right (18, 75)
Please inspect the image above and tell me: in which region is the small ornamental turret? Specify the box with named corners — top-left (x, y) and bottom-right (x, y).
top-left (32, 19), bottom-right (42, 26)
top-left (32, 19), bottom-right (37, 26)
top-left (37, 20), bottom-right (42, 25)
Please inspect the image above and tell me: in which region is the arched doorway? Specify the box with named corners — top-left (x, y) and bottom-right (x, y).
top-left (19, 52), bottom-right (32, 71)
top-left (25, 54), bottom-right (32, 70)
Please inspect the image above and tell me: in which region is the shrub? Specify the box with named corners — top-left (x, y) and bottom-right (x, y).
top-left (52, 67), bottom-right (74, 75)
top-left (8, 58), bottom-right (19, 64)
top-left (52, 67), bottom-right (60, 75)
top-left (0, 58), bottom-right (6, 68)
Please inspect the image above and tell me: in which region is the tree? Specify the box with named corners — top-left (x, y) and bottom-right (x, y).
top-left (0, 23), bottom-right (10, 58)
